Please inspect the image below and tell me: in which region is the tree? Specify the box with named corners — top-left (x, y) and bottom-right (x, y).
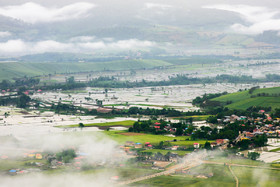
top-left (17, 94), bottom-right (31, 108)
top-left (204, 141), bottom-right (211, 150)
top-left (158, 141), bottom-right (164, 149)
top-left (67, 76), bottom-right (75, 84)
top-left (207, 116), bottom-right (218, 124)
top-left (238, 139), bottom-right (250, 150)
top-left (164, 152), bottom-right (171, 161)
top-left (79, 123), bottom-right (84, 129)
top-left (253, 134), bottom-right (267, 147)
top-left (175, 127), bottom-right (183, 136)
top-left (146, 152), bottom-right (153, 160)
top-left (155, 152), bottom-right (163, 161)
top-left (56, 149), bottom-right (76, 163)
top-left (248, 152), bottom-right (260, 160)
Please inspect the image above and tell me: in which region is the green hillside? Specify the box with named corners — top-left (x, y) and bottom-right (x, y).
top-left (0, 59), bottom-right (171, 81)
top-left (212, 87), bottom-right (280, 110)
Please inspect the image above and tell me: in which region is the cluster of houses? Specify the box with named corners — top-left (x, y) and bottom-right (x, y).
top-left (192, 139), bottom-right (229, 150)
top-left (218, 112), bottom-right (280, 141)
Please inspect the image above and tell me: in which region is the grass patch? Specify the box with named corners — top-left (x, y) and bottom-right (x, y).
top-left (133, 164), bottom-right (235, 187)
top-left (169, 140), bottom-right (214, 147)
top-left (101, 130), bottom-right (211, 147)
top-left (102, 130), bottom-right (189, 144)
top-left (212, 87), bottom-right (280, 110)
top-left (232, 166), bottom-right (280, 187)
top-left (269, 147), bottom-right (280, 152)
top-left (208, 157), bottom-right (266, 166)
top-left (173, 115), bottom-right (211, 121)
top-left (61, 120), bottom-right (135, 128)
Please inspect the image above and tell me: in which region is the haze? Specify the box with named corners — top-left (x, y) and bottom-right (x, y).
top-left (1, 0), bottom-right (280, 56)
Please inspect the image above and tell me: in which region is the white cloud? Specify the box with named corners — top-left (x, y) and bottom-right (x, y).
top-left (0, 38), bottom-right (156, 56)
top-left (0, 40), bottom-right (26, 53)
top-left (204, 4), bottom-right (280, 35)
top-left (145, 3), bottom-right (173, 10)
top-left (69, 36), bottom-right (96, 42)
top-left (0, 2), bottom-right (95, 24)
top-left (107, 39), bottom-right (155, 49)
top-left (33, 40), bottom-right (73, 53)
top-left (0, 31), bottom-right (11, 37)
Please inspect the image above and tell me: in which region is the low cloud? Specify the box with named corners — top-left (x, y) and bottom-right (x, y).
top-left (0, 40), bottom-right (26, 53)
top-left (204, 4), bottom-right (280, 35)
top-left (0, 133), bottom-right (125, 187)
top-left (0, 2), bottom-right (95, 24)
top-left (0, 173), bottom-right (117, 187)
top-left (69, 36), bottom-right (96, 42)
top-left (145, 3), bottom-right (173, 10)
top-left (0, 38), bottom-right (156, 56)
top-left (0, 31), bottom-right (11, 37)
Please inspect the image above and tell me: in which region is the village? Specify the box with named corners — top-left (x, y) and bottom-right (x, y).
top-left (1, 83), bottom-right (280, 186)
top-left (1, 77), bottom-right (280, 185)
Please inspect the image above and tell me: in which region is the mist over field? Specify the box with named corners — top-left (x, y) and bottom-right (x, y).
top-left (0, 133), bottom-right (127, 187)
top-left (1, 1), bottom-right (280, 187)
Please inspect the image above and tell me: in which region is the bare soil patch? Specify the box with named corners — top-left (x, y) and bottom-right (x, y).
top-left (119, 132), bottom-right (146, 136)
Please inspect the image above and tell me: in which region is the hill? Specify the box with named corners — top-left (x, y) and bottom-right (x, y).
top-left (212, 87), bottom-right (280, 110)
top-left (0, 59), bottom-right (171, 81)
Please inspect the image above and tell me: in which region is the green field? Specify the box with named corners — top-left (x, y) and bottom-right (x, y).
top-left (80, 167), bottom-right (159, 180)
top-left (173, 115), bottom-right (211, 121)
top-left (269, 147), bottom-right (280, 152)
top-left (101, 130), bottom-right (211, 147)
top-left (133, 163), bottom-right (280, 187)
top-left (62, 120), bottom-right (135, 128)
top-left (133, 164), bottom-right (235, 187)
top-left (212, 87), bottom-right (280, 110)
top-left (0, 59), bottom-right (171, 81)
top-left (232, 166), bottom-right (280, 187)
top-left (102, 130), bottom-right (188, 144)
top-left (208, 157), bottom-right (266, 166)
top-left (0, 159), bottom-right (47, 171)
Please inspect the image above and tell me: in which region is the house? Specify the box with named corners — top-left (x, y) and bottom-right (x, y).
top-left (193, 143), bottom-right (200, 148)
top-left (210, 142), bottom-right (217, 148)
top-left (134, 143), bottom-right (142, 149)
top-left (246, 132), bottom-right (254, 138)
top-left (145, 142), bottom-right (153, 148)
top-left (125, 141), bottom-right (134, 146)
top-left (35, 154), bottom-right (42, 159)
top-left (28, 154), bottom-right (35, 158)
top-left (259, 110), bottom-right (265, 114)
top-left (171, 146), bottom-right (179, 150)
top-left (216, 139), bottom-right (224, 145)
top-left (230, 115), bottom-right (239, 121)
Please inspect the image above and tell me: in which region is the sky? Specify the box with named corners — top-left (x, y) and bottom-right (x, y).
top-left (0, 0), bottom-right (279, 56)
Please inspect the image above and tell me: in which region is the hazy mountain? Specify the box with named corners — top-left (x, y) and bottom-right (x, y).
top-left (0, 0), bottom-right (279, 57)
